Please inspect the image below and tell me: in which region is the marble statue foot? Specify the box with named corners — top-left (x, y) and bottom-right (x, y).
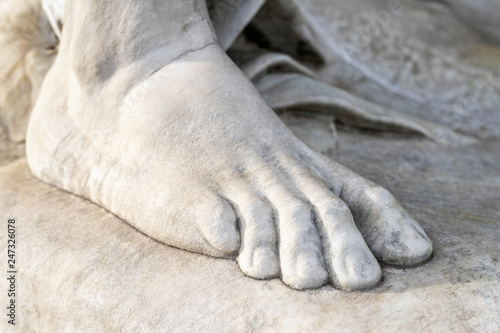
top-left (26, 0), bottom-right (432, 290)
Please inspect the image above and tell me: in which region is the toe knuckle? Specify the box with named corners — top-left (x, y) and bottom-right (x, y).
top-left (365, 186), bottom-right (394, 205)
top-left (323, 198), bottom-right (351, 216)
top-left (350, 176), bottom-right (370, 188)
top-left (247, 199), bottom-right (273, 220)
top-left (288, 198), bottom-right (311, 218)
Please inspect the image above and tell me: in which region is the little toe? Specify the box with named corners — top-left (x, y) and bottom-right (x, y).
top-left (316, 162), bottom-right (434, 266)
top-left (342, 181), bottom-right (433, 266)
top-left (303, 151), bottom-right (433, 266)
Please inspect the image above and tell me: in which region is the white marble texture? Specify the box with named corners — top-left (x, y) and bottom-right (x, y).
top-left (0, 128), bottom-right (498, 332)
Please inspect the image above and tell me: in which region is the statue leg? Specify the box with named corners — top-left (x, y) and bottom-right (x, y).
top-left (27, 0), bottom-right (432, 290)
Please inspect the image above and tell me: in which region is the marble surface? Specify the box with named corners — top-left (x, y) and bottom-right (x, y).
top-left (0, 128), bottom-right (499, 332)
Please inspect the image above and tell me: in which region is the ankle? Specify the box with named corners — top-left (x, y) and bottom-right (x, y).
top-left (61, 0), bottom-right (218, 88)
